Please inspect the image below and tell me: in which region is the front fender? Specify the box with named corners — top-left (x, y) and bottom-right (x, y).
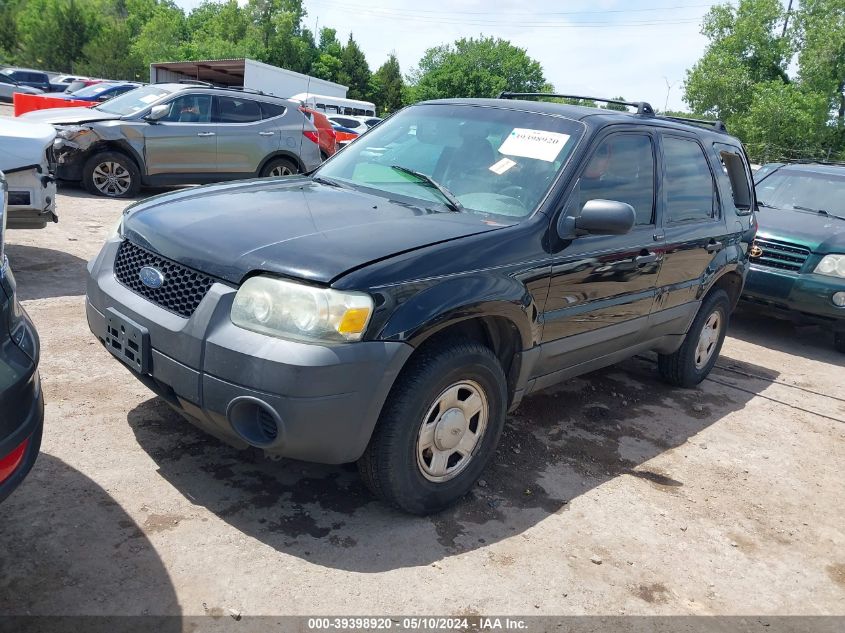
top-left (375, 273), bottom-right (538, 349)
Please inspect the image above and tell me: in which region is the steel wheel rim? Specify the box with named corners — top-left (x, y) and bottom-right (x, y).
top-left (416, 380), bottom-right (488, 483)
top-left (92, 161), bottom-right (131, 196)
top-left (269, 164), bottom-right (294, 177)
top-left (695, 310), bottom-right (722, 369)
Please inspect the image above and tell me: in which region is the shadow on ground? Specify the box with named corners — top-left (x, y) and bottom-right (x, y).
top-left (4, 244), bottom-right (89, 301)
top-left (127, 354), bottom-right (770, 573)
top-left (731, 305), bottom-right (844, 367)
top-left (0, 454), bottom-right (180, 621)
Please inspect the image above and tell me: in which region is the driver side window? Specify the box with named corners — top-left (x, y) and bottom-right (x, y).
top-left (159, 94), bottom-right (212, 123)
top-left (572, 133), bottom-right (656, 225)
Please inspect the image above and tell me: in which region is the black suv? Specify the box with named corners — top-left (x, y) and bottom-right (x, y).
top-left (85, 94), bottom-right (756, 514)
top-left (0, 173), bottom-right (45, 503)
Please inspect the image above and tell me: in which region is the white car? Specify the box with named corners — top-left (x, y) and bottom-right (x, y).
top-left (0, 118), bottom-right (57, 229)
top-left (49, 75), bottom-right (88, 92)
top-left (327, 115), bottom-right (382, 135)
top-left (0, 73), bottom-right (43, 103)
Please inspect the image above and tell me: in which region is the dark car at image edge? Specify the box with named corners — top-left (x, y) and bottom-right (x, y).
top-left (0, 173), bottom-right (45, 503)
top-left (85, 94), bottom-right (756, 514)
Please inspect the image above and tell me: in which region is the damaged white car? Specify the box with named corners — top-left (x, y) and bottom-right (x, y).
top-left (0, 118), bottom-right (58, 229)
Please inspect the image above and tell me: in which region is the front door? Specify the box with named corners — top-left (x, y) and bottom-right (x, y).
top-left (143, 93), bottom-right (217, 175)
top-left (536, 131), bottom-right (664, 378)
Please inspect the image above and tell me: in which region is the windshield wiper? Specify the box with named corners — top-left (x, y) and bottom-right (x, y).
top-left (789, 204), bottom-right (845, 221)
top-left (312, 175), bottom-right (344, 188)
top-left (390, 165), bottom-right (464, 213)
top-left (757, 200), bottom-right (776, 208)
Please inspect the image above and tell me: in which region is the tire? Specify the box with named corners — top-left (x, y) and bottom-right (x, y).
top-left (658, 289), bottom-right (731, 387)
top-left (357, 338), bottom-right (507, 515)
top-left (82, 151), bottom-right (141, 198)
top-left (261, 157), bottom-right (299, 178)
top-left (834, 332), bottom-right (845, 354)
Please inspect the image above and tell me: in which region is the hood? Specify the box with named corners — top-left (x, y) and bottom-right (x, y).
top-left (0, 117), bottom-right (56, 170)
top-left (123, 178), bottom-right (507, 285)
top-left (19, 107), bottom-right (122, 125)
top-left (756, 206), bottom-right (845, 253)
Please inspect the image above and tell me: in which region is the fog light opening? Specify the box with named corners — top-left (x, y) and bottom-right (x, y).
top-left (227, 397), bottom-right (282, 448)
top-left (833, 292), bottom-right (845, 307)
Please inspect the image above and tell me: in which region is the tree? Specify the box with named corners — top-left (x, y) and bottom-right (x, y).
top-left (408, 36), bottom-right (546, 102)
top-left (370, 53), bottom-right (403, 114)
top-left (129, 2), bottom-right (186, 68)
top-left (15, 0), bottom-right (104, 72)
top-left (684, 0), bottom-right (791, 120)
top-left (339, 34), bottom-right (370, 100)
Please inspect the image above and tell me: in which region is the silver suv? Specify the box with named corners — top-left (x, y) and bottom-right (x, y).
top-left (21, 84), bottom-right (322, 197)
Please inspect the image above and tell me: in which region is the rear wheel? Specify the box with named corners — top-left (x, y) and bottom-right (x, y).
top-left (261, 157), bottom-right (298, 178)
top-left (82, 151), bottom-right (141, 198)
top-left (358, 339), bottom-right (507, 515)
top-left (658, 289), bottom-right (731, 387)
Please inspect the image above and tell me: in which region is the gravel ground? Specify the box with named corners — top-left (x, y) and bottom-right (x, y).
top-left (1, 184), bottom-right (844, 619)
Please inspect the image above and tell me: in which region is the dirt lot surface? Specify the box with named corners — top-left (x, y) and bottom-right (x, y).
top-left (1, 184), bottom-right (844, 618)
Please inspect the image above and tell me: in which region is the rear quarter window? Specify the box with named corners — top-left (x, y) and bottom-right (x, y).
top-left (259, 101), bottom-right (286, 119)
top-left (714, 143), bottom-right (753, 214)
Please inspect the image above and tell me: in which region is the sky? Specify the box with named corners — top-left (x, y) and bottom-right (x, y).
top-left (173, 0), bottom-right (726, 112)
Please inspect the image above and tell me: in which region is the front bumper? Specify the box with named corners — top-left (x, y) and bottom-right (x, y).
top-left (86, 239), bottom-right (414, 464)
top-left (4, 165), bottom-right (57, 229)
top-left (741, 263), bottom-right (845, 329)
top-left (0, 264), bottom-right (44, 503)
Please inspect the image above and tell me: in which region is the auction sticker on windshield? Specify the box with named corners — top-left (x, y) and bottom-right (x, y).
top-left (498, 128), bottom-right (570, 162)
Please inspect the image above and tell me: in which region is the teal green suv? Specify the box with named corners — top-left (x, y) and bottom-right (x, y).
top-left (743, 162), bottom-right (845, 352)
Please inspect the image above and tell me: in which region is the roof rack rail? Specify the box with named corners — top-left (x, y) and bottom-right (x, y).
top-left (175, 80), bottom-right (214, 86)
top-left (658, 115), bottom-right (728, 133)
top-left (791, 158), bottom-right (845, 166)
top-left (497, 91), bottom-right (655, 115)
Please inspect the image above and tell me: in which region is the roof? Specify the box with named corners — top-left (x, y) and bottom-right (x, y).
top-left (419, 98), bottom-right (737, 140)
top-left (777, 162), bottom-right (845, 175)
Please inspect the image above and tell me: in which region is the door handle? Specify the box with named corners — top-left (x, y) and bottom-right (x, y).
top-left (196, 132), bottom-right (216, 137)
top-left (706, 241), bottom-right (724, 253)
top-left (634, 252), bottom-right (659, 265)
top-left (258, 131), bottom-right (275, 136)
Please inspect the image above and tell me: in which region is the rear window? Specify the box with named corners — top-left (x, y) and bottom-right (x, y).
top-left (259, 101), bottom-right (286, 119)
top-left (216, 96), bottom-right (262, 123)
top-left (331, 116), bottom-right (359, 128)
top-left (663, 136), bottom-right (718, 223)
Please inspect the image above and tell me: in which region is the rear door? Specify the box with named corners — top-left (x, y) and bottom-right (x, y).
top-left (536, 129), bottom-right (664, 377)
top-left (214, 96), bottom-right (280, 174)
top-left (143, 93), bottom-right (217, 175)
top-left (652, 133), bottom-right (729, 322)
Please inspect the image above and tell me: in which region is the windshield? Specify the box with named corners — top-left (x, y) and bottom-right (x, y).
top-left (94, 85), bottom-right (174, 116)
top-left (73, 83), bottom-right (120, 97)
top-left (756, 168), bottom-right (845, 216)
top-left (316, 103), bottom-right (582, 218)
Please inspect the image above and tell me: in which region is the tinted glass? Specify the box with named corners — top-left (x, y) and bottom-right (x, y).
top-left (159, 94), bottom-right (213, 123)
top-left (216, 96), bottom-right (262, 123)
top-left (663, 137), bottom-right (716, 222)
top-left (573, 134), bottom-right (655, 225)
top-left (73, 83), bottom-right (120, 97)
top-left (756, 169), bottom-right (845, 216)
top-left (331, 116), bottom-right (359, 128)
top-left (318, 103), bottom-right (582, 219)
top-left (0, 74), bottom-right (14, 85)
top-left (259, 101), bottom-right (286, 119)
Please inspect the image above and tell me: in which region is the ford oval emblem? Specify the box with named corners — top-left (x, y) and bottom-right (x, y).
top-left (139, 266), bottom-right (165, 289)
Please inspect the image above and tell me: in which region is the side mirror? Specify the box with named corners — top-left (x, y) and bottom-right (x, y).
top-left (557, 199), bottom-right (636, 238)
top-left (145, 104), bottom-right (169, 122)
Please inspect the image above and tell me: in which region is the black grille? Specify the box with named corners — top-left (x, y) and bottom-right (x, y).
top-left (751, 237), bottom-right (810, 272)
top-left (113, 240), bottom-right (215, 318)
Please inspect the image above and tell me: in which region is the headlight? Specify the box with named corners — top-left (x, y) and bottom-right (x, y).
top-left (814, 254), bottom-right (845, 279)
top-left (231, 276), bottom-right (374, 343)
top-left (56, 125), bottom-right (92, 141)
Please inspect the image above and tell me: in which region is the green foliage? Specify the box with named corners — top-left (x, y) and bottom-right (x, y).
top-left (370, 53), bottom-right (403, 115)
top-left (407, 36), bottom-right (546, 102)
top-left (683, 0), bottom-right (845, 162)
top-left (16, 0), bottom-right (104, 72)
top-left (339, 34), bottom-right (370, 101)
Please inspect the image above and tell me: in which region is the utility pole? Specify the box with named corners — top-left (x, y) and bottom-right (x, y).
top-left (663, 76), bottom-right (677, 113)
top-left (781, 0), bottom-right (794, 37)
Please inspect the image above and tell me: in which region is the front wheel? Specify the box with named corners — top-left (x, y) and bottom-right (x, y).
top-left (358, 339), bottom-right (507, 515)
top-left (261, 157), bottom-right (299, 178)
top-left (82, 151), bottom-right (141, 198)
top-left (658, 289), bottom-right (731, 387)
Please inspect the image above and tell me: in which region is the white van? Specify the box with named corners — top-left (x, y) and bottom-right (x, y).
top-left (290, 92), bottom-right (376, 117)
